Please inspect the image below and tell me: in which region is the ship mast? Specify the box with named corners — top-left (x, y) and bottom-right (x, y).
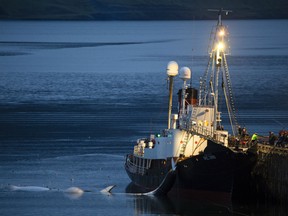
top-left (199, 9), bottom-right (239, 136)
top-left (166, 61), bottom-right (179, 129)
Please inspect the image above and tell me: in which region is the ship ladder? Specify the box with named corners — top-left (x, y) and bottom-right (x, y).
top-left (188, 106), bottom-right (198, 130)
top-left (179, 132), bottom-right (190, 157)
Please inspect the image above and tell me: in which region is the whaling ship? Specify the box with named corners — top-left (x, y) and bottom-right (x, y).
top-left (125, 10), bottom-right (255, 199)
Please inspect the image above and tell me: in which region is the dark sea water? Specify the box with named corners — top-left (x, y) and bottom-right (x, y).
top-left (0, 20), bottom-right (288, 215)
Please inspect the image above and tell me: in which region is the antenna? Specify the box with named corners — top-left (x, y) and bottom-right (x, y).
top-left (208, 8), bottom-right (232, 25)
top-left (179, 67), bottom-right (191, 116)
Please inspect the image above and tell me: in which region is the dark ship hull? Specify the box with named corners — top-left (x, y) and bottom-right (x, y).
top-left (125, 140), bottom-right (255, 199)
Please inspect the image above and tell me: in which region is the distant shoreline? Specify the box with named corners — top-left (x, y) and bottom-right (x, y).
top-left (1, 0), bottom-right (288, 21)
top-left (1, 17), bottom-right (288, 22)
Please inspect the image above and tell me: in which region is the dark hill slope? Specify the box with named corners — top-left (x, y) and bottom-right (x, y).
top-left (0, 0), bottom-right (287, 20)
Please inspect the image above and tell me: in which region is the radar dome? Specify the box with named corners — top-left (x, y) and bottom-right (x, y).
top-left (166, 61), bottom-right (179, 77)
top-left (179, 67), bottom-right (191, 80)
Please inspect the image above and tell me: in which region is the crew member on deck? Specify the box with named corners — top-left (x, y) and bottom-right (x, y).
top-left (238, 126), bottom-right (241, 136)
top-left (276, 130), bottom-right (286, 147)
top-left (269, 131), bottom-right (277, 145)
top-left (251, 133), bottom-right (258, 145)
top-left (241, 127), bottom-right (247, 138)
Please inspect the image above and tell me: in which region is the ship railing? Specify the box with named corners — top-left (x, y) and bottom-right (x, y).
top-left (257, 144), bottom-right (288, 155)
top-left (125, 155), bottom-right (151, 176)
top-left (186, 124), bottom-right (224, 145)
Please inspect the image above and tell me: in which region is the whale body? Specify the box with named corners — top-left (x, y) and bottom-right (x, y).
top-left (7, 184), bottom-right (116, 196)
top-left (9, 185), bottom-right (50, 192)
top-left (64, 187), bottom-right (84, 194)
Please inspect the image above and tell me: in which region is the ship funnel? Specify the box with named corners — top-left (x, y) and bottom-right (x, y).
top-left (167, 61), bottom-right (179, 77)
top-left (179, 67), bottom-right (191, 81)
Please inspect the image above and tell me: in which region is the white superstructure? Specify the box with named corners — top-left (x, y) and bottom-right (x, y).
top-left (132, 9), bottom-right (236, 161)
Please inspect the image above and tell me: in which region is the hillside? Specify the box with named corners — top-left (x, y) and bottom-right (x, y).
top-left (0, 0), bottom-right (287, 20)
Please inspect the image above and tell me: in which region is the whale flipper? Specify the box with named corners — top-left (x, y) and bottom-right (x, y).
top-left (100, 185), bottom-right (116, 194)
